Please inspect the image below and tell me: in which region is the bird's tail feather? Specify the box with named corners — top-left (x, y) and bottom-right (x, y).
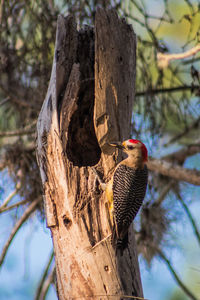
top-left (111, 226), bottom-right (128, 256)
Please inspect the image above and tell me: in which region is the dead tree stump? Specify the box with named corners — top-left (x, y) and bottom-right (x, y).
top-left (36, 8), bottom-right (143, 300)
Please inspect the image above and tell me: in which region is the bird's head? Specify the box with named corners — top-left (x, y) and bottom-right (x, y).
top-left (109, 139), bottom-right (148, 163)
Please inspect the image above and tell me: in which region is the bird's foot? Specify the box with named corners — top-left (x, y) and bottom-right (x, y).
top-left (91, 167), bottom-right (106, 191)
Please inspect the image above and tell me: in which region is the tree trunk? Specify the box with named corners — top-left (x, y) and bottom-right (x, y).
top-left (36, 9), bottom-right (143, 300)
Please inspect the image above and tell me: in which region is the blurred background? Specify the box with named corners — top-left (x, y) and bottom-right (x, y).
top-left (0, 0), bottom-right (200, 299)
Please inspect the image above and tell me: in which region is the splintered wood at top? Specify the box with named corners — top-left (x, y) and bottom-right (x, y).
top-left (94, 9), bottom-right (136, 154)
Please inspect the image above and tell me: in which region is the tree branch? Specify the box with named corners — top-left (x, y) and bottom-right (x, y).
top-left (177, 194), bottom-right (200, 248)
top-left (162, 144), bottom-right (200, 164)
top-left (34, 250), bottom-right (54, 300)
top-left (0, 183), bottom-right (20, 210)
top-left (147, 158), bottom-right (200, 186)
top-left (157, 44), bottom-right (200, 68)
top-left (0, 84), bottom-right (33, 108)
top-left (38, 265), bottom-right (56, 300)
top-left (0, 199), bottom-right (28, 213)
top-left (0, 119), bottom-right (36, 138)
top-left (0, 197), bottom-right (41, 267)
top-left (156, 181), bottom-right (175, 205)
top-left (0, 128), bottom-right (35, 138)
top-left (0, 96), bottom-right (10, 107)
top-left (164, 116), bottom-right (200, 147)
top-left (158, 249), bottom-right (197, 300)
top-left (135, 85), bottom-right (199, 97)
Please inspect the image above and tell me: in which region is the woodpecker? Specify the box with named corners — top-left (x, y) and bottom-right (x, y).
top-left (105, 139), bottom-right (148, 253)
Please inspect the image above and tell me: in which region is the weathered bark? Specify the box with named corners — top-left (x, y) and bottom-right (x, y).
top-left (36, 9), bottom-right (143, 300)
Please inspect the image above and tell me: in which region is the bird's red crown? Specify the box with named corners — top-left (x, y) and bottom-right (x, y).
top-left (128, 139), bottom-right (148, 162)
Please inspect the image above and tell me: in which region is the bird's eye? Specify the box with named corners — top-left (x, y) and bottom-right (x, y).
top-left (127, 145), bottom-right (134, 150)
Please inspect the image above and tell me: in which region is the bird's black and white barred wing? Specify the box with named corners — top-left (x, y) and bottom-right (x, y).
top-left (112, 164), bottom-right (148, 241)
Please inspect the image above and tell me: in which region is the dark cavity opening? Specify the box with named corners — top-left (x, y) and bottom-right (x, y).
top-left (66, 27), bottom-right (101, 167)
top-left (67, 82), bottom-right (101, 167)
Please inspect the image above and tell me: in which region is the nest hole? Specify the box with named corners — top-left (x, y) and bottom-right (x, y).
top-left (66, 83), bottom-right (101, 167)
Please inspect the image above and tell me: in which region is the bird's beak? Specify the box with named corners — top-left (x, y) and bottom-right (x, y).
top-left (108, 142), bottom-right (125, 150)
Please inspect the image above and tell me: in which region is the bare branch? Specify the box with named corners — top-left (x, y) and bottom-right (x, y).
top-left (0, 189), bottom-right (18, 209)
top-left (0, 182), bottom-right (21, 209)
top-left (183, 56), bottom-right (200, 65)
top-left (158, 249), bottom-right (197, 300)
top-left (0, 96), bottom-right (10, 107)
top-left (177, 194), bottom-right (200, 248)
top-left (164, 116), bottom-right (200, 147)
top-left (147, 158), bottom-right (200, 186)
top-left (157, 44), bottom-right (200, 68)
top-left (156, 181), bottom-right (175, 205)
top-left (0, 128), bottom-right (35, 138)
top-left (35, 251), bottom-right (54, 300)
top-left (0, 84), bottom-right (33, 108)
top-left (38, 265), bottom-right (55, 300)
top-left (135, 85), bottom-right (199, 97)
top-left (0, 119), bottom-right (36, 138)
top-left (0, 199), bottom-right (28, 213)
top-left (163, 144), bottom-right (200, 164)
top-left (0, 197), bottom-right (41, 267)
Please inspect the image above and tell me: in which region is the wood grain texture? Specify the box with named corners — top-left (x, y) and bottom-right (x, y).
top-left (94, 9), bottom-right (136, 151)
top-left (37, 9), bottom-right (143, 300)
